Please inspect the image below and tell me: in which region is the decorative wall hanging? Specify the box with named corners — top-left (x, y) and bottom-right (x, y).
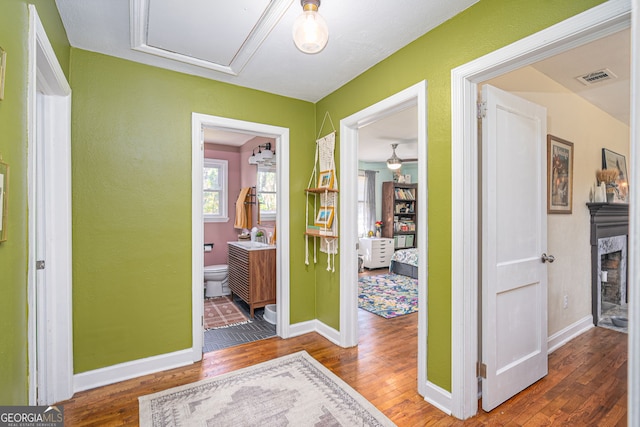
top-left (0, 46), bottom-right (6, 100)
top-left (305, 112), bottom-right (338, 271)
top-left (547, 135), bottom-right (573, 214)
top-left (0, 159), bottom-right (8, 242)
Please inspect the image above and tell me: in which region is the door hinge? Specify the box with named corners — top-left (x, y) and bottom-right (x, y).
top-left (36, 260), bottom-right (45, 270)
top-left (477, 362), bottom-right (487, 378)
top-left (477, 101), bottom-right (487, 119)
top-left (201, 315), bottom-right (204, 327)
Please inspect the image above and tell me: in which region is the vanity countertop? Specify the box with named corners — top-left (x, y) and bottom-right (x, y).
top-left (228, 241), bottom-right (276, 251)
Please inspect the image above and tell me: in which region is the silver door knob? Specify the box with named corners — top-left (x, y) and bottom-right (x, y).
top-left (541, 253), bottom-right (555, 263)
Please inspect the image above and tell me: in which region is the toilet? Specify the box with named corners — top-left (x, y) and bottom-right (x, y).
top-left (204, 264), bottom-right (230, 298)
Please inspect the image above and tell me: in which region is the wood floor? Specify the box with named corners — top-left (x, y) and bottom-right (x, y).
top-left (58, 309), bottom-right (627, 426)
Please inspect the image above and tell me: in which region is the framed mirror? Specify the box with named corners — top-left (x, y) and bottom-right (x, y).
top-left (257, 164), bottom-right (276, 223)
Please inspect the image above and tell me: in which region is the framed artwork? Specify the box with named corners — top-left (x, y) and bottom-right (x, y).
top-left (547, 135), bottom-right (573, 214)
top-left (602, 148), bottom-right (628, 203)
top-left (0, 160), bottom-right (8, 242)
top-left (314, 206), bottom-right (334, 227)
top-left (317, 170), bottom-right (335, 189)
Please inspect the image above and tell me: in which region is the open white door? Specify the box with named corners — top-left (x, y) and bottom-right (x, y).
top-left (481, 85), bottom-right (548, 411)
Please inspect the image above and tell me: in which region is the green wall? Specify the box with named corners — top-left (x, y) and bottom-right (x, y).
top-left (70, 49), bottom-right (317, 372)
top-left (315, 0), bottom-right (605, 391)
top-left (0, 1), bottom-right (69, 405)
top-left (0, 0), bottom-right (609, 403)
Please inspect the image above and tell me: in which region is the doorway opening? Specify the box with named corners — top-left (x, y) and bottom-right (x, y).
top-left (451, 1), bottom-right (631, 419)
top-left (191, 114), bottom-right (290, 359)
top-left (340, 80), bottom-right (429, 397)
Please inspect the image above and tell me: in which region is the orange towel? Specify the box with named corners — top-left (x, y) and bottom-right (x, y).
top-left (234, 187), bottom-right (252, 229)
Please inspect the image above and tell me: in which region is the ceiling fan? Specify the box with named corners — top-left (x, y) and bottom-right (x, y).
top-left (386, 142), bottom-right (418, 170)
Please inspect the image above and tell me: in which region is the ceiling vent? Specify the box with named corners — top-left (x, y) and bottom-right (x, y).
top-left (576, 68), bottom-right (617, 86)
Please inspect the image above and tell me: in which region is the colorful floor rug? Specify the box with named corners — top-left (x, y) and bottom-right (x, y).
top-left (139, 351), bottom-right (394, 426)
top-left (358, 273), bottom-right (418, 318)
top-left (204, 296), bottom-right (250, 330)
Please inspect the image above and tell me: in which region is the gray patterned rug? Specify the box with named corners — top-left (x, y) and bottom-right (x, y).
top-left (139, 351), bottom-right (395, 426)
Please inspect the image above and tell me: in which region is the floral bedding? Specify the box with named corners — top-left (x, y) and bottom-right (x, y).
top-left (390, 248), bottom-right (418, 268)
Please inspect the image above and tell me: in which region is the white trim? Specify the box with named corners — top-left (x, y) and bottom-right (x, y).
top-left (424, 381), bottom-right (453, 416)
top-left (191, 113), bottom-right (291, 361)
top-left (451, 0), bottom-right (631, 419)
top-left (27, 5), bottom-right (73, 405)
top-left (203, 158), bottom-right (229, 222)
top-left (73, 349), bottom-right (193, 393)
top-left (547, 316), bottom-right (594, 354)
top-left (340, 81), bottom-right (428, 393)
top-left (288, 320), bottom-right (341, 346)
top-left (129, 0), bottom-right (292, 76)
top-left (629, 1), bottom-right (639, 425)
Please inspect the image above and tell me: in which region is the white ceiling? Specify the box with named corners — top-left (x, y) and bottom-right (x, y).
top-left (55, 1), bottom-right (630, 162)
top-left (55, 0), bottom-right (480, 103)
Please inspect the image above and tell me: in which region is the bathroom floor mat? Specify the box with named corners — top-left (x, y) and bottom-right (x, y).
top-left (203, 296), bottom-right (250, 330)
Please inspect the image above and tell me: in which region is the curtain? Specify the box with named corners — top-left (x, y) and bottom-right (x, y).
top-left (363, 170), bottom-right (376, 235)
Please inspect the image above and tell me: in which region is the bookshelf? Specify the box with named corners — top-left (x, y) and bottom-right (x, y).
top-left (382, 182), bottom-right (417, 249)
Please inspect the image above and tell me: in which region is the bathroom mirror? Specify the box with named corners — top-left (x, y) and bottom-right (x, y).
top-left (257, 164), bottom-right (276, 223)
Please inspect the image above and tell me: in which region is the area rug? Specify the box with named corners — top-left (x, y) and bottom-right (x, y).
top-left (204, 296), bottom-right (250, 330)
top-left (358, 273), bottom-right (418, 318)
top-left (139, 351), bottom-right (395, 426)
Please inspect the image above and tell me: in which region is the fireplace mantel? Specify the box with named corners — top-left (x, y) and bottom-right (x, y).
top-left (587, 203), bottom-right (629, 325)
top-left (587, 203), bottom-right (629, 243)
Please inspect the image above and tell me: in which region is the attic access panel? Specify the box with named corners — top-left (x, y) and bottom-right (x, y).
top-left (131, 0), bottom-right (291, 75)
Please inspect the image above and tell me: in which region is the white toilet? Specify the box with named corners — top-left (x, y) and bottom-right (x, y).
top-left (204, 264), bottom-right (230, 298)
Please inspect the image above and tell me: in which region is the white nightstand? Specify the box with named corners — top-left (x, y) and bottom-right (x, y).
top-left (359, 237), bottom-right (394, 269)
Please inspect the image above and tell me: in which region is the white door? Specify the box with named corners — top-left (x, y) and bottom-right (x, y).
top-left (481, 84), bottom-right (549, 411)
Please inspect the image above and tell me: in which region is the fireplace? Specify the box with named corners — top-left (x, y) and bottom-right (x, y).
top-left (587, 203), bottom-right (629, 325)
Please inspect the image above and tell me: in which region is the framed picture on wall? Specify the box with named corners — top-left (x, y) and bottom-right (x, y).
top-left (547, 135), bottom-right (573, 214)
top-left (602, 148), bottom-right (628, 203)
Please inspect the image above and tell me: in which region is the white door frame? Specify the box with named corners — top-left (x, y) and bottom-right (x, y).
top-left (27, 5), bottom-right (73, 404)
top-left (339, 81), bottom-right (429, 396)
top-left (629, 0), bottom-right (639, 424)
top-left (450, 0), bottom-right (631, 419)
top-left (191, 113), bottom-right (290, 360)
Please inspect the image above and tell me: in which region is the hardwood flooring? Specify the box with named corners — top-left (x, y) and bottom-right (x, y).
top-left (58, 309), bottom-right (627, 426)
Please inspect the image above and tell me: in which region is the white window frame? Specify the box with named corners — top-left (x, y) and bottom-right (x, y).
top-left (257, 165), bottom-right (277, 222)
top-left (203, 158), bottom-right (228, 223)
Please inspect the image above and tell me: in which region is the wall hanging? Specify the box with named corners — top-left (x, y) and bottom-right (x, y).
top-left (305, 112), bottom-right (338, 271)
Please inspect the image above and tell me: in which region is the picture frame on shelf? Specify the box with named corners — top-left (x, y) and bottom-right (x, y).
top-left (602, 148), bottom-right (629, 203)
top-left (0, 160), bottom-right (8, 242)
top-left (314, 206), bottom-right (334, 227)
top-left (317, 170), bottom-right (335, 189)
top-left (547, 135), bottom-right (573, 214)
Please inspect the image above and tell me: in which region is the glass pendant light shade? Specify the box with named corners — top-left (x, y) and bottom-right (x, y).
top-left (386, 144), bottom-right (402, 170)
top-left (248, 151), bottom-right (259, 165)
top-left (292, 0), bottom-right (328, 54)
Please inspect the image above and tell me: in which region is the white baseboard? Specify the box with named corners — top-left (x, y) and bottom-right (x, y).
top-left (548, 315), bottom-right (594, 354)
top-left (74, 348), bottom-right (195, 393)
top-left (424, 381), bottom-right (453, 415)
top-left (289, 319), bottom-right (342, 346)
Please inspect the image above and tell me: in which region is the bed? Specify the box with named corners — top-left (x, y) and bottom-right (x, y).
top-left (389, 248), bottom-right (418, 279)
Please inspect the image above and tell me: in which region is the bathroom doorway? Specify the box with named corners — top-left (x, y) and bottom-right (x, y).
top-left (191, 113), bottom-right (291, 358)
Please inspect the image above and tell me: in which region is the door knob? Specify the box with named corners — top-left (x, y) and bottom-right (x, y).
top-left (541, 253), bottom-right (555, 263)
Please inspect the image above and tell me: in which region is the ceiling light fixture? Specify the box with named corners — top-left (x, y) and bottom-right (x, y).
top-left (292, 0), bottom-right (329, 54)
top-left (386, 143), bottom-right (402, 170)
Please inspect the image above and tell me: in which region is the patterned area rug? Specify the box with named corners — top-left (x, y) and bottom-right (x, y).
top-left (358, 273), bottom-right (418, 318)
top-left (139, 351), bottom-right (394, 426)
top-left (204, 296), bottom-right (250, 330)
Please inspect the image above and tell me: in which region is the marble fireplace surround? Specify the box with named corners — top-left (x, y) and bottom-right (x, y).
top-left (587, 203), bottom-right (629, 325)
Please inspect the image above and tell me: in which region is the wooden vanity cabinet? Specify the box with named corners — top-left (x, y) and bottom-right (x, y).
top-left (227, 244), bottom-right (276, 318)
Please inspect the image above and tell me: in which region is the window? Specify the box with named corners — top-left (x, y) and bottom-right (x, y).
top-left (357, 172), bottom-right (366, 236)
top-left (257, 165), bottom-right (277, 222)
top-left (203, 159), bottom-right (228, 222)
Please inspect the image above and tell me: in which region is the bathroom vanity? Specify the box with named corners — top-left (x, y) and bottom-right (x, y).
top-left (227, 242), bottom-right (276, 318)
